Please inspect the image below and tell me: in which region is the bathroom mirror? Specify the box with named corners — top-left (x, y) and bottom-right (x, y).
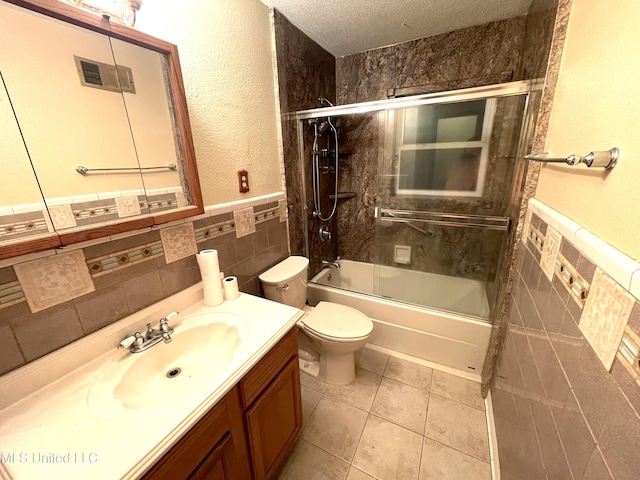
top-left (0, 68), bottom-right (62, 254)
top-left (0, 0), bottom-right (202, 260)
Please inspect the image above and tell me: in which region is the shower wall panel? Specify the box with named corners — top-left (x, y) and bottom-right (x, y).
top-left (335, 16), bottom-right (527, 105)
top-left (273, 9), bottom-right (336, 271)
top-left (334, 18), bottom-right (529, 278)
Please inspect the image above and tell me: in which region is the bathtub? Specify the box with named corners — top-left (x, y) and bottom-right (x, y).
top-left (307, 260), bottom-right (492, 373)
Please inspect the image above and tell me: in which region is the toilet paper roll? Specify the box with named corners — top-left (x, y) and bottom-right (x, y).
top-left (223, 276), bottom-right (240, 300)
top-left (196, 250), bottom-right (223, 306)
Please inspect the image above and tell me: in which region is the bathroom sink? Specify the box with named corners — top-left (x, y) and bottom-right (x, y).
top-left (87, 312), bottom-right (247, 419)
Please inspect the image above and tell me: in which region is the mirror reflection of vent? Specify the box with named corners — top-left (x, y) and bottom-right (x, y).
top-left (74, 55), bottom-right (136, 94)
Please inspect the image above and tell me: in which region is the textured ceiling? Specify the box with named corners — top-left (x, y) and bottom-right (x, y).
top-left (260, 0), bottom-right (534, 57)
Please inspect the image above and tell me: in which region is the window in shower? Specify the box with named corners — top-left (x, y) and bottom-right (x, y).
top-left (395, 98), bottom-right (496, 197)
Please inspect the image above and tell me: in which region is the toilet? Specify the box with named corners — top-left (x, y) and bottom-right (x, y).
top-left (259, 256), bottom-right (373, 385)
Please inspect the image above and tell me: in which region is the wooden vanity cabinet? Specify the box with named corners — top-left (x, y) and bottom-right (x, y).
top-left (142, 327), bottom-right (301, 480)
top-left (140, 386), bottom-right (251, 480)
top-left (240, 328), bottom-right (302, 480)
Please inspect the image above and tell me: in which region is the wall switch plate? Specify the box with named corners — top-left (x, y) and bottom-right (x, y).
top-left (238, 170), bottom-right (249, 193)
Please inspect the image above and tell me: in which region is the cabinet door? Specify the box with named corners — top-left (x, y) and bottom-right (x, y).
top-left (189, 433), bottom-right (234, 480)
top-left (142, 387), bottom-right (250, 480)
top-left (245, 358), bottom-right (302, 480)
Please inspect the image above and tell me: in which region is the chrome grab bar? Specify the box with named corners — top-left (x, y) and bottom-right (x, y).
top-left (75, 164), bottom-right (177, 175)
top-left (524, 148), bottom-right (619, 170)
top-left (375, 208), bottom-right (510, 231)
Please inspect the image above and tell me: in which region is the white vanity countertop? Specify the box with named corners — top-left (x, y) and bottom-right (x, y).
top-left (0, 284), bottom-right (303, 480)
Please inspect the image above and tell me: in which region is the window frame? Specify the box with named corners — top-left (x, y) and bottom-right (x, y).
top-left (394, 98), bottom-right (497, 198)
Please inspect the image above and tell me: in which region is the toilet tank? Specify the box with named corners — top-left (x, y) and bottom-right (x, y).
top-left (258, 256), bottom-right (309, 309)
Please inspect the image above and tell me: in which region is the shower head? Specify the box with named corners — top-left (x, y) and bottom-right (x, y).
top-left (318, 97), bottom-right (334, 107)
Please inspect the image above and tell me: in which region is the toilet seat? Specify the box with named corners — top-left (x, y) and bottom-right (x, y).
top-left (302, 302), bottom-right (373, 340)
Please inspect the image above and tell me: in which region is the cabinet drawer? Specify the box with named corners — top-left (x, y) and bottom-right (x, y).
top-left (240, 327), bottom-right (297, 408)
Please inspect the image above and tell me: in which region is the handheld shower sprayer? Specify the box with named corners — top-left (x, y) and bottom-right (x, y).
top-left (310, 96), bottom-right (340, 222)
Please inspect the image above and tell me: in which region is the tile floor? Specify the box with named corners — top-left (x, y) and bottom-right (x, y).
top-left (277, 347), bottom-right (492, 480)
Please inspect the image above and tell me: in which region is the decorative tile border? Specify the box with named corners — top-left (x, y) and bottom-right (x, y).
top-left (160, 223), bottom-right (198, 264)
top-left (13, 250), bottom-right (95, 313)
top-left (0, 193), bottom-right (286, 311)
top-left (554, 252), bottom-right (589, 307)
top-left (529, 198), bottom-right (640, 292)
top-left (618, 328), bottom-right (640, 379)
top-left (580, 268), bottom-right (635, 370)
top-left (540, 227), bottom-right (561, 281)
top-left (528, 197), bottom-right (640, 377)
top-left (86, 241), bottom-right (164, 278)
top-left (0, 213), bottom-right (50, 241)
top-left (0, 280), bottom-right (25, 308)
top-left (233, 207), bottom-right (256, 238)
top-left (527, 224), bottom-right (544, 253)
top-left (526, 222), bottom-right (591, 308)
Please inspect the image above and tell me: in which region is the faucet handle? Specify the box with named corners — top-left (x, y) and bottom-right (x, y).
top-left (118, 335), bottom-right (136, 350)
top-left (159, 312), bottom-right (178, 332)
top-left (162, 311), bottom-right (179, 322)
top-left (118, 332), bottom-right (144, 350)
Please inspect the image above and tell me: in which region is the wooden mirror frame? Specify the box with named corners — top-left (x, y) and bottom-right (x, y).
top-left (1, 0), bottom-right (203, 260)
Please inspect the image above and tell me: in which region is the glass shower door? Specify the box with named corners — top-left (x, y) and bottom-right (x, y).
top-left (372, 93), bottom-right (530, 320)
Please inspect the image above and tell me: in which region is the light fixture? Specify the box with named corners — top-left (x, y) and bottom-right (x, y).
top-left (63, 0), bottom-right (142, 27)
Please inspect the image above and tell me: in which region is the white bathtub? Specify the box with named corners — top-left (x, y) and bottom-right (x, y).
top-left (307, 260), bottom-right (492, 373)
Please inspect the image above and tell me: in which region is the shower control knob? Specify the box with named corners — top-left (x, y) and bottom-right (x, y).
top-left (319, 226), bottom-right (332, 242)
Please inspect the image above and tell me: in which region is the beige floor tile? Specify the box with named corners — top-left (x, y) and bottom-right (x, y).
top-left (371, 377), bottom-right (429, 434)
top-left (347, 467), bottom-right (376, 480)
top-left (302, 396), bottom-right (368, 462)
top-left (355, 346), bottom-right (389, 375)
top-left (352, 415), bottom-right (423, 480)
top-left (383, 356), bottom-right (433, 391)
top-left (302, 385), bottom-right (323, 425)
top-left (425, 394), bottom-right (489, 462)
top-left (325, 368), bottom-right (382, 411)
top-left (277, 438), bottom-right (350, 480)
top-left (430, 371), bottom-right (485, 410)
top-left (301, 371), bottom-right (329, 393)
top-left (420, 437), bottom-right (491, 480)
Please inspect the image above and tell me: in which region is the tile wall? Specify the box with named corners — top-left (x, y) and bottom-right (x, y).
top-left (0, 193), bottom-right (289, 376)
top-left (493, 198), bottom-right (640, 480)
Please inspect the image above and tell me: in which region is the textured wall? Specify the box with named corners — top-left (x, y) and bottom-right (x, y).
top-left (272, 10), bottom-right (337, 276)
top-left (494, 212), bottom-right (640, 480)
top-left (135, 0), bottom-right (282, 205)
top-left (534, 0), bottom-right (640, 260)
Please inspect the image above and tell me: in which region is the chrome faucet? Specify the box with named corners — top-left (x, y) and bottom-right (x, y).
top-left (321, 257), bottom-right (341, 269)
top-left (118, 312), bottom-right (178, 353)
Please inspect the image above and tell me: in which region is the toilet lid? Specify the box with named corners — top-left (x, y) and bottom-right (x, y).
top-left (303, 302), bottom-right (373, 339)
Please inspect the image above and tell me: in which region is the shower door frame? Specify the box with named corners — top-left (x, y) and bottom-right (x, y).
top-left (293, 79), bottom-right (543, 304)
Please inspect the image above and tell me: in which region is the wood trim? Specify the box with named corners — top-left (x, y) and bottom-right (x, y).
top-left (239, 328), bottom-right (298, 408)
top-left (151, 206), bottom-right (203, 226)
top-left (1, 0), bottom-right (204, 259)
top-left (0, 235), bottom-right (61, 261)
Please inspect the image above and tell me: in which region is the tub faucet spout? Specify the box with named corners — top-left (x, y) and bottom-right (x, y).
top-left (321, 257), bottom-right (341, 269)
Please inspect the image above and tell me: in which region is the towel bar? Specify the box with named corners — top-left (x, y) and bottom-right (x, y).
top-left (524, 148), bottom-right (618, 170)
